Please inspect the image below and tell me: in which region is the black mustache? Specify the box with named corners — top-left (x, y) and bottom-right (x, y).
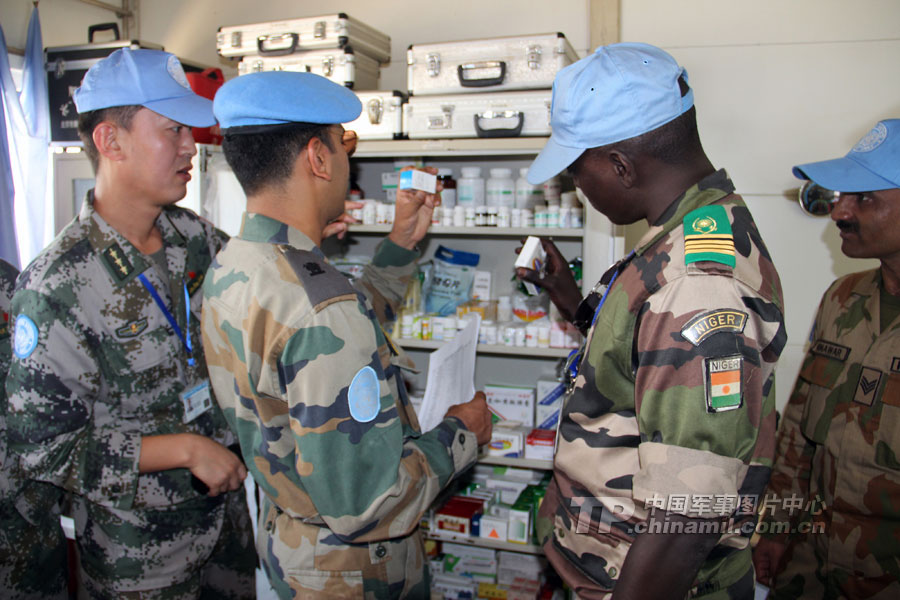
top-left (836, 220), bottom-right (859, 233)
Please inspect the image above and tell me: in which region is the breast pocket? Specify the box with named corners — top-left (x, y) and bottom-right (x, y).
top-left (797, 353), bottom-right (845, 444)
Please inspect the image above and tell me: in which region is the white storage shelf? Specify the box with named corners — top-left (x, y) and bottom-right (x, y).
top-left (426, 530), bottom-right (544, 556)
top-left (398, 338), bottom-right (572, 359)
top-left (349, 224), bottom-right (583, 239)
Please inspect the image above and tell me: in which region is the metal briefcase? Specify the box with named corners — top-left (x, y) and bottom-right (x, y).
top-left (403, 90), bottom-right (551, 139)
top-left (217, 13), bottom-right (391, 63)
top-left (407, 33), bottom-right (578, 96)
top-left (238, 47), bottom-right (380, 90)
top-left (346, 91), bottom-right (406, 140)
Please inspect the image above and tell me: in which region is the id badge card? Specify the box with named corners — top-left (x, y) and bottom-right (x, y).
top-left (181, 380), bottom-right (213, 423)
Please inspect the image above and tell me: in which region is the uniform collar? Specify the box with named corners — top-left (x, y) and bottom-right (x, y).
top-left (633, 169), bottom-right (736, 256)
top-left (81, 189), bottom-right (189, 287)
top-left (238, 212), bottom-right (319, 253)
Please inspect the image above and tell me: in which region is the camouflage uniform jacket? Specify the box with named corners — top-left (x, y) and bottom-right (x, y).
top-left (762, 269), bottom-right (900, 597)
top-left (1, 258), bottom-right (69, 599)
top-left (5, 191), bottom-right (246, 591)
top-left (541, 170), bottom-right (786, 598)
top-left (201, 213), bottom-right (478, 599)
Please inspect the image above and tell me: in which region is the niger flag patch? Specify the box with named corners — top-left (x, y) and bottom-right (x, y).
top-left (684, 205), bottom-right (735, 268)
top-left (704, 355), bottom-right (743, 412)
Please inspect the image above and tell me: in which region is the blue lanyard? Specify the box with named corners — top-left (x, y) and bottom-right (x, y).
top-left (567, 250), bottom-right (636, 384)
top-left (137, 273), bottom-right (195, 367)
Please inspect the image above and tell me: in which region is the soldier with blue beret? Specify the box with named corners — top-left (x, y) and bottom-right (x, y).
top-left (5, 48), bottom-right (256, 598)
top-left (754, 119), bottom-right (900, 599)
top-left (201, 70), bottom-right (493, 599)
top-left (517, 42), bottom-right (786, 599)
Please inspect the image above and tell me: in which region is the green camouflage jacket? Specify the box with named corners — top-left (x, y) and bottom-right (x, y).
top-left (1, 258), bottom-right (16, 499)
top-left (763, 269), bottom-right (900, 597)
top-left (541, 170), bottom-right (786, 598)
top-left (201, 212), bottom-right (478, 599)
top-left (5, 192), bottom-right (247, 591)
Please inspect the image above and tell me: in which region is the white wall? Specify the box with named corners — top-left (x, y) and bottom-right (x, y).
top-left (621, 0), bottom-right (899, 409)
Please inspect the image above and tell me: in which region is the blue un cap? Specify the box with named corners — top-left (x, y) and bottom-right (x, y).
top-left (528, 42), bottom-right (694, 185)
top-left (213, 71), bottom-right (362, 133)
top-left (73, 48), bottom-right (214, 127)
top-left (792, 119), bottom-right (900, 192)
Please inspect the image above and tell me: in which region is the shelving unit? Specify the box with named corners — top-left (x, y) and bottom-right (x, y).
top-left (348, 224), bottom-right (584, 238)
top-left (426, 530), bottom-right (544, 556)
top-left (397, 339), bottom-right (573, 359)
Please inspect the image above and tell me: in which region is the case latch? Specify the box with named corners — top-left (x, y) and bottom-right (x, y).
top-left (428, 105), bottom-right (454, 130)
top-left (427, 53), bottom-right (441, 77)
top-left (321, 56), bottom-right (334, 77)
top-left (367, 98), bottom-right (384, 125)
top-left (314, 20), bottom-right (326, 39)
top-left (527, 45), bottom-right (542, 70)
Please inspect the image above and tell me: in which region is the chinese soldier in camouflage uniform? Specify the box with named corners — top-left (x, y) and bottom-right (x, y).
top-left (5, 49), bottom-right (256, 598)
top-left (202, 71), bottom-right (492, 599)
top-left (754, 120), bottom-right (900, 599)
top-left (518, 43), bottom-right (786, 599)
top-left (1, 258), bottom-right (69, 599)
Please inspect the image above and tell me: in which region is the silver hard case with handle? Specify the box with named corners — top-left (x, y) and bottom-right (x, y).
top-left (403, 90), bottom-right (551, 139)
top-left (217, 12), bottom-right (391, 63)
top-left (347, 91), bottom-right (406, 140)
top-left (237, 47), bottom-right (380, 90)
top-left (407, 33), bottom-right (578, 96)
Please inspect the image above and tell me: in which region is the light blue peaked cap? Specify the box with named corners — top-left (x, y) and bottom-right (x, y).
top-left (793, 119), bottom-right (900, 192)
top-left (74, 48), bottom-right (214, 127)
top-left (528, 42), bottom-right (694, 184)
top-left (214, 71), bottom-right (362, 131)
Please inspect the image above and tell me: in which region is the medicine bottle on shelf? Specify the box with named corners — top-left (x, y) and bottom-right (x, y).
top-left (486, 168), bottom-right (515, 208)
top-left (437, 168), bottom-right (456, 208)
top-left (515, 167), bottom-right (543, 210)
top-left (458, 167), bottom-right (485, 207)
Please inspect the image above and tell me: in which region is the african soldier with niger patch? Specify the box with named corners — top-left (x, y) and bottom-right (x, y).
top-left (518, 43), bottom-right (786, 599)
top-left (754, 120), bottom-right (900, 599)
top-left (202, 72), bottom-right (492, 599)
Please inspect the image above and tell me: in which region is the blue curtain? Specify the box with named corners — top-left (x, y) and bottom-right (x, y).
top-left (0, 5), bottom-right (49, 268)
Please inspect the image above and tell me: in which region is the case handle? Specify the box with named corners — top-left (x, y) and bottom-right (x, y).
top-left (457, 61), bottom-right (507, 88)
top-left (88, 22), bottom-right (120, 43)
top-left (474, 110), bottom-right (524, 138)
top-left (257, 33), bottom-right (299, 56)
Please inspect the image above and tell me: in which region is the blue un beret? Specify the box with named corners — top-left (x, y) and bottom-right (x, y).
top-left (213, 71), bottom-right (362, 132)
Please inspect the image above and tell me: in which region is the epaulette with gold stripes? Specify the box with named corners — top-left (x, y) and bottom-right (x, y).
top-left (683, 205), bottom-right (735, 268)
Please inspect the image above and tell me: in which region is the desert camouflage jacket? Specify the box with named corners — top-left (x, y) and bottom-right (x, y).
top-left (763, 268), bottom-right (900, 587)
top-left (541, 170), bottom-right (786, 598)
top-left (201, 213), bottom-right (477, 598)
top-left (6, 192), bottom-right (238, 589)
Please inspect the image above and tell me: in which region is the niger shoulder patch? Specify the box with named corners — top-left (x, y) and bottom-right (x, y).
top-left (683, 205), bottom-right (735, 268)
top-left (681, 309), bottom-right (748, 346)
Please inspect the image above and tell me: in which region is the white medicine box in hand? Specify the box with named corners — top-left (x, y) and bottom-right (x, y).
top-left (513, 236), bottom-right (546, 296)
top-left (398, 169), bottom-right (437, 194)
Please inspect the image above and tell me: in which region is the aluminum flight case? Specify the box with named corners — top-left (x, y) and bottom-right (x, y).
top-left (45, 39), bottom-right (164, 143)
top-left (403, 90), bottom-right (551, 139)
top-left (346, 91), bottom-right (406, 140)
top-left (238, 47), bottom-right (380, 90)
top-left (407, 33), bottom-right (578, 96)
top-left (217, 13), bottom-right (391, 63)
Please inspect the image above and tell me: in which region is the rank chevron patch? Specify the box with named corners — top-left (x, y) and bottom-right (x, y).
top-left (683, 205), bottom-right (735, 268)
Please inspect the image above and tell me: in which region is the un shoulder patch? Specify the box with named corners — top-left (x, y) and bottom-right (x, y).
top-left (683, 205), bottom-right (735, 268)
top-left (704, 355), bottom-right (742, 413)
top-left (681, 309), bottom-right (748, 346)
top-left (13, 314), bottom-right (39, 359)
top-left (348, 365), bottom-right (381, 423)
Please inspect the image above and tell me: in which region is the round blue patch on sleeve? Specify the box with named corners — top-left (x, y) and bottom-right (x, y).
top-left (13, 314), bottom-right (39, 359)
top-left (348, 365), bottom-right (380, 423)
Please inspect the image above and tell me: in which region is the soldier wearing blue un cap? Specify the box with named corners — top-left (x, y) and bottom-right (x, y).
top-left (754, 120), bottom-right (900, 599)
top-left (201, 71), bottom-right (493, 598)
top-left (5, 47), bottom-right (257, 598)
top-left (517, 43), bottom-right (786, 599)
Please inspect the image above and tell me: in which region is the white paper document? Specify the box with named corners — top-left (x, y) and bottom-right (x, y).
top-left (417, 314), bottom-right (481, 432)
